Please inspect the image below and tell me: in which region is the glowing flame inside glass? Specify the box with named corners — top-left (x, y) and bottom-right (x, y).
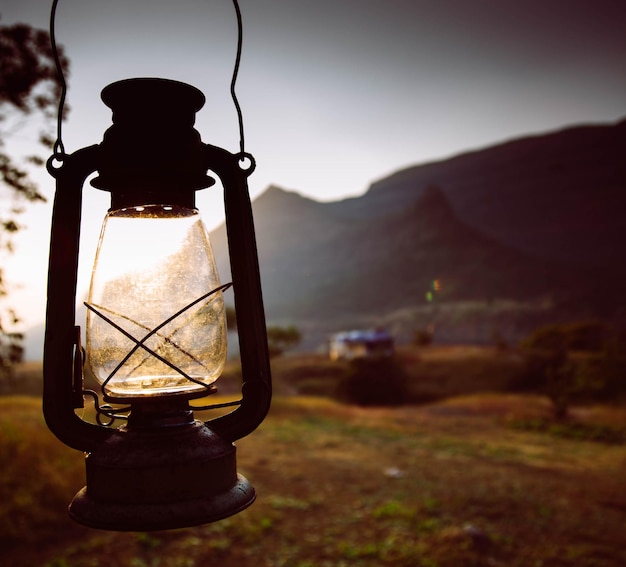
top-left (86, 205), bottom-right (227, 401)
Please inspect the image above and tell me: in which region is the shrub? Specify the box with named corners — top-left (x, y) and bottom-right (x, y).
top-left (335, 356), bottom-right (409, 406)
top-left (521, 320), bottom-right (614, 353)
top-left (576, 346), bottom-right (626, 401)
top-left (526, 348), bottom-right (576, 420)
top-left (412, 329), bottom-right (433, 347)
top-left (266, 325), bottom-right (302, 357)
top-left (519, 321), bottom-right (626, 418)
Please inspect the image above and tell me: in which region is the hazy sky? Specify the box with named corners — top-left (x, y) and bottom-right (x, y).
top-left (1, 0), bottom-right (625, 333)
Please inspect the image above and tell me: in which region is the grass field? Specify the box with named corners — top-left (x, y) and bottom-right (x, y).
top-left (2, 349), bottom-right (626, 566)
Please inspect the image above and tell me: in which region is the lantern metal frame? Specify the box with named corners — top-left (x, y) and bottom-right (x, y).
top-left (43, 78), bottom-right (272, 531)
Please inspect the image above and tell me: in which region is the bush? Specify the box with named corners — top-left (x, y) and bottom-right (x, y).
top-left (521, 320), bottom-right (614, 353)
top-left (335, 356), bottom-right (409, 406)
top-left (524, 348), bottom-right (576, 419)
top-left (266, 325), bottom-right (302, 357)
top-left (519, 321), bottom-right (626, 418)
top-left (412, 329), bottom-right (433, 347)
top-left (577, 347), bottom-right (626, 401)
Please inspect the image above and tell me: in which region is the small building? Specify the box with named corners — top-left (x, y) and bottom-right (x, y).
top-left (329, 329), bottom-right (394, 361)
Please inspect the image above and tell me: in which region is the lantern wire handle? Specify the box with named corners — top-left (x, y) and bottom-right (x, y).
top-left (49, 0), bottom-right (66, 159)
top-left (231, 0), bottom-right (246, 157)
top-left (49, 0), bottom-right (249, 157)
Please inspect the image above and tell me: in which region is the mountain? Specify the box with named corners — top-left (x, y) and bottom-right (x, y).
top-left (329, 119), bottom-right (626, 272)
top-left (24, 119), bottom-right (626, 358)
top-left (211, 120), bottom-right (626, 346)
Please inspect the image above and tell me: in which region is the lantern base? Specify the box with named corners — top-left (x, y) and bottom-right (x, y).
top-left (69, 474), bottom-right (255, 531)
top-left (67, 413), bottom-right (256, 531)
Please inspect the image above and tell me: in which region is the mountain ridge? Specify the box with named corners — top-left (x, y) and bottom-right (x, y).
top-left (328, 118), bottom-right (626, 270)
top-left (210, 118), bottom-right (626, 346)
top-left (23, 118), bottom-right (626, 358)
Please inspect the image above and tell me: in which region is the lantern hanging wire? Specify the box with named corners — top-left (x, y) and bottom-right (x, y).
top-left (49, 0), bottom-right (248, 158)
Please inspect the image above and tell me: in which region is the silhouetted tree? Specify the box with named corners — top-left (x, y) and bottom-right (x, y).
top-left (520, 321), bottom-right (624, 419)
top-left (266, 325), bottom-right (302, 357)
top-left (0, 19), bottom-right (68, 372)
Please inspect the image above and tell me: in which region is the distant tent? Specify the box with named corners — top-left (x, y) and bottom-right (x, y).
top-left (329, 329), bottom-right (394, 361)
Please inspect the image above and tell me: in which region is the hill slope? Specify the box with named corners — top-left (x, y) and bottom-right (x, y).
top-left (329, 119), bottom-right (626, 271)
top-left (244, 186), bottom-right (580, 319)
top-left (24, 119), bottom-right (626, 358)
top-left (210, 119), bottom-right (626, 345)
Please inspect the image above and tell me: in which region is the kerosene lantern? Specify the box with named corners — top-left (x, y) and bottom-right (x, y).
top-left (42, 3), bottom-right (271, 531)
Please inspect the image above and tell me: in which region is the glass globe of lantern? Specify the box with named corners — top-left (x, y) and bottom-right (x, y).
top-left (86, 203), bottom-right (227, 402)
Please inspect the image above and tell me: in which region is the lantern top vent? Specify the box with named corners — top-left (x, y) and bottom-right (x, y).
top-left (92, 77), bottom-right (214, 207)
top-left (102, 78), bottom-right (206, 122)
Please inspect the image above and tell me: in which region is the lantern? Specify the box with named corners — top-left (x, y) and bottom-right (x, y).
top-left (43, 77), bottom-right (272, 531)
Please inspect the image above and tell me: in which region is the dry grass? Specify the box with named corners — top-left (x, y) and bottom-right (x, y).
top-left (2, 389), bottom-right (626, 567)
top-left (0, 362), bottom-right (43, 396)
top-left (2, 345), bottom-right (526, 402)
top-left (0, 397), bottom-right (85, 545)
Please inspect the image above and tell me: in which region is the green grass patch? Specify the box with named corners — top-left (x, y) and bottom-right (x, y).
top-left (509, 417), bottom-right (626, 444)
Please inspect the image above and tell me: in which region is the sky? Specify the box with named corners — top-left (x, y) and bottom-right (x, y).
top-left (1, 0), bottom-right (625, 337)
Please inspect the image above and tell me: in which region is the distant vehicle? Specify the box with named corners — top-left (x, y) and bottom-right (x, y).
top-left (328, 329), bottom-right (394, 361)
